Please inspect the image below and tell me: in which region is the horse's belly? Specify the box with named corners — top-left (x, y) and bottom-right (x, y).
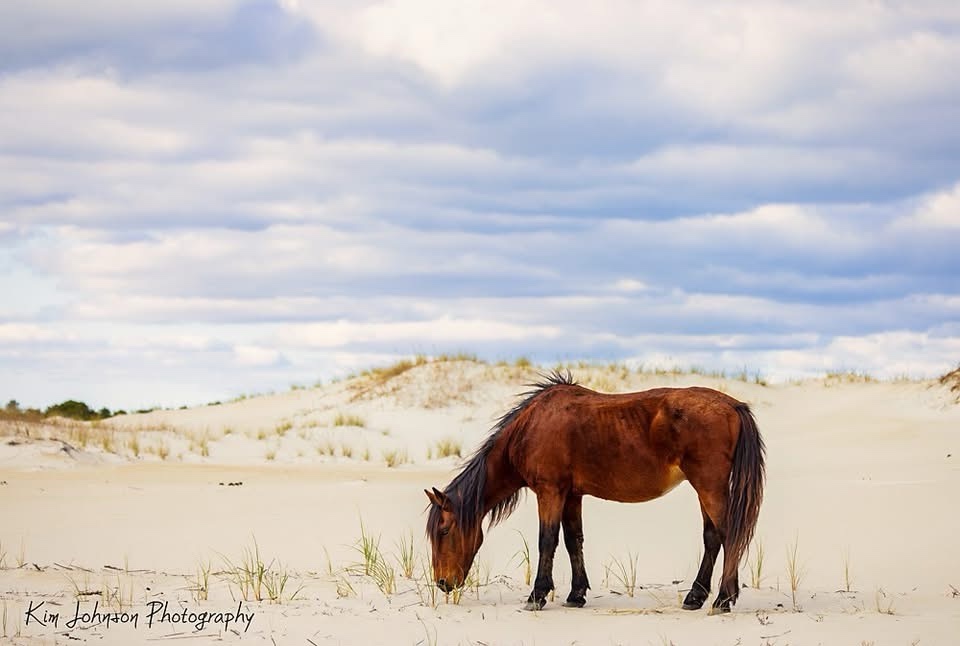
top-left (576, 463), bottom-right (686, 503)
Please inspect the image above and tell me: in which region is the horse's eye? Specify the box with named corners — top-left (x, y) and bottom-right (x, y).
top-left (439, 527), bottom-right (450, 537)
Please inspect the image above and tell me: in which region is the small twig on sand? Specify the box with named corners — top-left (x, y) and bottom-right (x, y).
top-left (761, 630), bottom-right (792, 639)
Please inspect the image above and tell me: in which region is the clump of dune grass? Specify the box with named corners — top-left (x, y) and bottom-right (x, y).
top-left (382, 448), bottom-right (408, 468)
top-left (786, 534), bottom-right (805, 610)
top-left (340, 443), bottom-right (354, 459)
top-left (64, 571), bottom-right (95, 599)
top-left (265, 449), bottom-right (276, 461)
top-left (584, 374), bottom-right (620, 393)
top-left (275, 421), bottom-right (293, 437)
top-left (354, 520), bottom-right (380, 577)
top-left (349, 520), bottom-right (396, 596)
top-left (939, 364), bottom-right (960, 401)
top-left (336, 575), bottom-right (356, 598)
top-left (190, 434), bottom-right (210, 457)
top-left (316, 439), bottom-right (336, 457)
top-left (99, 431), bottom-right (115, 453)
top-left (396, 532), bottom-right (416, 579)
top-left (190, 561), bottom-right (211, 602)
top-left (513, 531), bottom-right (532, 586)
top-left (825, 370), bottom-right (877, 385)
top-left (321, 546), bottom-right (335, 577)
top-left (434, 352), bottom-right (479, 363)
top-left (1, 599), bottom-right (12, 639)
top-left (843, 548), bottom-right (854, 592)
top-left (434, 437), bottom-right (462, 459)
top-left (415, 558), bottom-right (440, 608)
top-left (606, 552), bottom-right (640, 597)
top-left (875, 587), bottom-right (895, 615)
top-left (72, 424), bottom-right (91, 449)
top-left (418, 617), bottom-right (438, 646)
top-left (514, 356), bottom-right (532, 368)
top-left (468, 562), bottom-right (490, 601)
top-left (449, 578), bottom-right (466, 604)
top-left (220, 537), bottom-right (303, 603)
top-left (370, 555), bottom-right (397, 596)
top-left (749, 538), bottom-right (766, 588)
top-left (100, 574), bottom-right (135, 612)
top-left (333, 412), bottom-right (366, 427)
top-left (361, 355), bottom-right (429, 384)
top-left (445, 562), bottom-right (484, 605)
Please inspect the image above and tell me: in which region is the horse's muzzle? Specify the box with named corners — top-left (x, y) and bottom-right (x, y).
top-left (436, 578), bottom-right (455, 593)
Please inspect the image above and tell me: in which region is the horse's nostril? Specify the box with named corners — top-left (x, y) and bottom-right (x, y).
top-left (437, 578), bottom-right (453, 593)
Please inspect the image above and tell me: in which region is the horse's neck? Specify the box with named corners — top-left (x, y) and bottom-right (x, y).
top-left (480, 432), bottom-right (523, 515)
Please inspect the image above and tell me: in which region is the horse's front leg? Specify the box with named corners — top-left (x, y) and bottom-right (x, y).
top-left (561, 494), bottom-right (590, 607)
top-left (525, 488), bottom-right (564, 610)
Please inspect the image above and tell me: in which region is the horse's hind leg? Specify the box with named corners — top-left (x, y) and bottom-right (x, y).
top-left (693, 488), bottom-right (740, 613)
top-left (715, 531), bottom-right (741, 612)
top-left (561, 494), bottom-right (590, 607)
top-left (682, 504), bottom-right (722, 610)
top-left (525, 487), bottom-right (564, 610)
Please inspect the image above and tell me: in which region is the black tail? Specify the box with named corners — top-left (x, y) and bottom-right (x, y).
top-left (725, 404), bottom-right (766, 569)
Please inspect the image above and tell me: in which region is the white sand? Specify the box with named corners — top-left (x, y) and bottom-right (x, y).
top-left (1, 361), bottom-right (959, 645)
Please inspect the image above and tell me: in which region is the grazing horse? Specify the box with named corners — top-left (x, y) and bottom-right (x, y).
top-left (425, 372), bottom-right (765, 613)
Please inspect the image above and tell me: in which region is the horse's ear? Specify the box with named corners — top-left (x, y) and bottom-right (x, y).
top-left (426, 487), bottom-right (450, 509)
top-left (425, 488), bottom-right (443, 508)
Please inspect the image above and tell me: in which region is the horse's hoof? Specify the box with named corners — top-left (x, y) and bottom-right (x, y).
top-left (708, 605), bottom-right (732, 615)
top-left (562, 598), bottom-right (586, 608)
top-left (524, 599), bottom-right (546, 611)
top-left (682, 593), bottom-right (706, 610)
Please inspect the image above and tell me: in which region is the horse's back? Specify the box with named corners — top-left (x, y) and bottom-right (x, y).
top-left (512, 385), bottom-right (743, 502)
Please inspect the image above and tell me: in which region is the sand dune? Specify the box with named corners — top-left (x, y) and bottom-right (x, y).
top-left (2, 360), bottom-right (959, 645)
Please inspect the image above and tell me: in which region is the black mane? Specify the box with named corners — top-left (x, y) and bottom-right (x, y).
top-left (426, 370), bottom-right (577, 540)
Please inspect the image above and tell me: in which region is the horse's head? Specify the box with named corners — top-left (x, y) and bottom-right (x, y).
top-left (425, 487), bottom-right (483, 591)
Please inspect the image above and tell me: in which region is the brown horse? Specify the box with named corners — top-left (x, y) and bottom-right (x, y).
top-left (425, 371), bottom-right (765, 613)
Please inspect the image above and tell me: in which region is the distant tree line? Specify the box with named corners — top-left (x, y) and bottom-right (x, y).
top-left (3, 399), bottom-right (127, 422)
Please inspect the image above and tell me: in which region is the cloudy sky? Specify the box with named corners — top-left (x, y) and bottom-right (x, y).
top-left (2, 1), bottom-right (959, 409)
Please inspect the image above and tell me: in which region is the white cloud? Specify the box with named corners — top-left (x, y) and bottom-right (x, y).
top-left (627, 144), bottom-right (896, 190)
top-left (893, 182), bottom-right (960, 230)
top-left (233, 344), bottom-right (285, 367)
top-left (286, 1), bottom-right (960, 124)
top-left (621, 330), bottom-right (960, 382)
top-left (612, 279), bottom-right (647, 293)
top-left (280, 318), bottom-right (563, 349)
top-left (0, 0), bottom-right (243, 51)
top-left (0, 323), bottom-right (75, 345)
top-left (821, 331), bottom-right (960, 379)
top-left (845, 29), bottom-right (960, 101)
